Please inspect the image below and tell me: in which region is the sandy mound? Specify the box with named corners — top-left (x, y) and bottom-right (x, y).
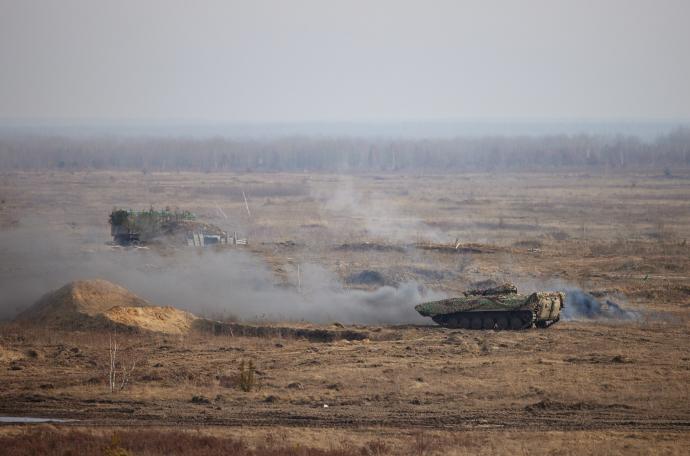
top-left (16, 279), bottom-right (150, 328)
top-left (16, 279), bottom-right (195, 334)
top-left (104, 306), bottom-right (196, 335)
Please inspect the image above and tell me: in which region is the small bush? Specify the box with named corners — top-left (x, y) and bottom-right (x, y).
top-left (102, 433), bottom-right (133, 456)
top-left (191, 395), bottom-right (210, 404)
top-left (360, 440), bottom-right (390, 456)
top-left (411, 432), bottom-right (439, 456)
top-left (0, 428), bottom-right (384, 455)
top-left (238, 359), bottom-right (256, 392)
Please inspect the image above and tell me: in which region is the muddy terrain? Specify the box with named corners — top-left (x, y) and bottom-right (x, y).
top-left (0, 170), bottom-right (689, 455)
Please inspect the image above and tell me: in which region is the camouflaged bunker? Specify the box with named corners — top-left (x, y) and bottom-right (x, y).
top-left (109, 208), bottom-right (197, 245)
top-left (415, 283), bottom-right (564, 330)
top-left (109, 208), bottom-right (242, 247)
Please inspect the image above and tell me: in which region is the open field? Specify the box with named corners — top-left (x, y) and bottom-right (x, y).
top-left (1, 170), bottom-right (690, 454)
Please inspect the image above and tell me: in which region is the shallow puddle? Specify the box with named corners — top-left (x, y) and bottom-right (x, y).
top-left (0, 416), bottom-right (76, 423)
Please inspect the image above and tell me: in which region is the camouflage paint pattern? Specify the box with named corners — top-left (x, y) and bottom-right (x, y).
top-left (415, 294), bottom-right (532, 317)
top-left (415, 282), bottom-right (565, 328)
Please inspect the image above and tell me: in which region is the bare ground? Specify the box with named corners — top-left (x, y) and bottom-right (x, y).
top-left (0, 170), bottom-right (689, 454)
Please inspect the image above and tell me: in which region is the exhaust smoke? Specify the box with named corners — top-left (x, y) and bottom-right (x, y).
top-left (564, 290), bottom-right (639, 321)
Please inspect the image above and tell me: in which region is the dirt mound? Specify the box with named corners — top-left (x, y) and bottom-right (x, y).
top-left (104, 306), bottom-right (196, 335)
top-left (15, 280), bottom-right (370, 339)
top-left (15, 279), bottom-right (194, 334)
top-left (16, 279), bottom-right (150, 328)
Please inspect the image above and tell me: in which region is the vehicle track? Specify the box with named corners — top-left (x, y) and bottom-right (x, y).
top-left (3, 399), bottom-right (690, 432)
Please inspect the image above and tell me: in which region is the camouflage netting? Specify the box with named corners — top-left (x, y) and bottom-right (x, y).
top-left (109, 207), bottom-right (227, 245)
top-left (415, 294), bottom-right (531, 316)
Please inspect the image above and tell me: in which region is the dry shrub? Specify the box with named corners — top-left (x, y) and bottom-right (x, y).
top-left (410, 432), bottom-right (440, 456)
top-left (360, 440), bottom-right (391, 456)
top-left (218, 360), bottom-right (259, 393)
top-left (0, 428), bottom-right (385, 456)
top-left (238, 359), bottom-right (257, 392)
top-left (102, 433), bottom-right (133, 456)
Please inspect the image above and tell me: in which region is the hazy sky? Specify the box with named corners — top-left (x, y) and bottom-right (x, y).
top-left (1, 0), bottom-right (689, 123)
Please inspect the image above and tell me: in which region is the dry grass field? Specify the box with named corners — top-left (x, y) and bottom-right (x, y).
top-left (0, 170), bottom-right (689, 455)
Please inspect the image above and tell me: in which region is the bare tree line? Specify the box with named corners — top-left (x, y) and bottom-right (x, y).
top-left (0, 127), bottom-right (688, 172)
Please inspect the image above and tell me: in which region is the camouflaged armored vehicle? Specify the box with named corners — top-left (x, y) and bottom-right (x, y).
top-left (415, 283), bottom-right (564, 330)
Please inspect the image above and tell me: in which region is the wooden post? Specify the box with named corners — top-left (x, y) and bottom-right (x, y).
top-left (242, 191), bottom-right (251, 217)
top-left (297, 264), bottom-right (301, 293)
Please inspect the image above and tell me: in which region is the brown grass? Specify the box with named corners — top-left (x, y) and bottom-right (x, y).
top-left (1, 170), bottom-right (689, 454)
top-left (0, 427), bottom-right (688, 456)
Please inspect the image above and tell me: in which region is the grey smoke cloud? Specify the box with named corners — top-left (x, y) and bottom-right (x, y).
top-left (563, 290), bottom-right (639, 321)
top-left (514, 277), bottom-right (640, 321)
top-left (0, 225), bottom-right (439, 324)
top-left (315, 175), bottom-right (449, 243)
top-left (0, 222), bottom-right (640, 325)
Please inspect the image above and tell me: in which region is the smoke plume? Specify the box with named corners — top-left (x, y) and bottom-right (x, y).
top-left (563, 290), bottom-right (640, 321)
top-left (314, 175), bottom-right (449, 243)
top-left (0, 225), bottom-right (439, 324)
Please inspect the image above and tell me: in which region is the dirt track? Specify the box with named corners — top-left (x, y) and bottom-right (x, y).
top-left (2, 321), bottom-right (689, 433)
top-left (5, 398), bottom-right (689, 432)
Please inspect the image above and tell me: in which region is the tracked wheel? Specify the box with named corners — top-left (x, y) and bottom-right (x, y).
top-left (445, 316), bottom-right (459, 327)
top-left (432, 315), bottom-right (450, 327)
top-left (509, 315), bottom-right (523, 330)
top-left (431, 311), bottom-right (534, 330)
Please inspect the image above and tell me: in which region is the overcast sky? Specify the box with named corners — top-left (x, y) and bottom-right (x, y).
top-left (1, 0), bottom-right (689, 123)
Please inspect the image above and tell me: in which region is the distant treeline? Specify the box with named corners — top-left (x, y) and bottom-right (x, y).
top-left (1, 128), bottom-right (689, 172)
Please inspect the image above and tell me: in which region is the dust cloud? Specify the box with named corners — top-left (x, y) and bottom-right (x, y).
top-left (563, 290), bottom-right (640, 321)
top-left (0, 225), bottom-right (439, 325)
top-left (315, 175), bottom-right (449, 244)
top-left (513, 278), bottom-right (641, 321)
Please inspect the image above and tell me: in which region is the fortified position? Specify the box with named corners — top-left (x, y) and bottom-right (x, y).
top-left (108, 207), bottom-right (242, 247)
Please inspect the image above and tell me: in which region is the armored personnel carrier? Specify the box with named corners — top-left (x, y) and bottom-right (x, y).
top-left (415, 283), bottom-right (564, 330)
